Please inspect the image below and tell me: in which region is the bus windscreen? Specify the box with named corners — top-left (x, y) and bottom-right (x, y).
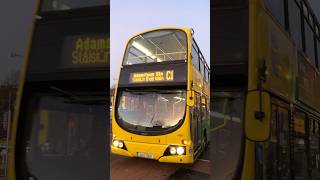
top-left (116, 90), bottom-right (186, 134)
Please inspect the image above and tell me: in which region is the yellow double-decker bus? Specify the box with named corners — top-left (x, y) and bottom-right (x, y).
top-left (111, 27), bottom-right (210, 164)
top-left (6, 1), bottom-right (109, 180)
top-left (212, 0), bottom-right (320, 179)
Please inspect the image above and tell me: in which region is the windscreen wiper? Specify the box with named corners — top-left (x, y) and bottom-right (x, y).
top-left (149, 112), bottom-right (156, 125)
top-left (49, 86), bottom-right (77, 99)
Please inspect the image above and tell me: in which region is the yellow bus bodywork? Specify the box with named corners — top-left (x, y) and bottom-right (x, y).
top-left (111, 27), bottom-right (209, 164)
top-left (111, 106), bottom-right (193, 163)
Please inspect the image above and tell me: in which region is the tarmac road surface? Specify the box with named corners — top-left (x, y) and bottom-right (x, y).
top-left (110, 146), bottom-right (210, 180)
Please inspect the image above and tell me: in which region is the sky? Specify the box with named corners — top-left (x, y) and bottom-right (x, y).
top-left (110, 0), bottom-right (210, 87)
top-left (0, 0), bottom-right (37, 83)
top-left (1, 0), bottom-right (320, 87)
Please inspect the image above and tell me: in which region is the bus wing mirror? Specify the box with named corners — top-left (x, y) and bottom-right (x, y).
top-left (245, 91), bottom-right (271, 141)
top-left (187, 91), bottom-right (195, 106)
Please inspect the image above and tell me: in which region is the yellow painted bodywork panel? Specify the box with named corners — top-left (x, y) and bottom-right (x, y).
top-left (297, 56), bottom-right (320, 112)
top-left (158, 154), bottom-right (193, 163)
top-left (111, 142), bottom-right (193, 164)
top-left (249, 0), bottom-right (294, 100)
top-left (245, 0), bottom-right (295, 179)
top-left (256, 7), bottom-right (294, 101)
top-left (243, 0), bottom-right (259, 178)
top-left (241, 140), bottom-right (256, 180)
top-left (111, 106), bottom-right (193, 163)
top-left (245, 91), bottom-right (271, 141)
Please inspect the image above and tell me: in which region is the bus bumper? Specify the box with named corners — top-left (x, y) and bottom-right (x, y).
top-left (111, 142), bottom-right (194, 164)
top-left (158, 154), bottom-right (193, 164)
top-left (111, 146), bottom-right (133, 157)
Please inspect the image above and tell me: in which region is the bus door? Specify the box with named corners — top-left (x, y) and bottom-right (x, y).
top-left (200, 96), bottom-right (207, 143)
top-left (309, 117), bottom-right (320, 179)
top-left (192, 93), bottom-right (202, 151)
top-left (197, 94), bottom-right (202, 146)
top-left (292, 110), bottom-right (308, 179)
top-left (264, 102), bottom-right (291, 179)
top-left (17, 85), bottom-right (108, 180)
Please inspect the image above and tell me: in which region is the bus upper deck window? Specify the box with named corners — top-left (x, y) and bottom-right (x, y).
top-left (123, 29), bottom-right (188, 65)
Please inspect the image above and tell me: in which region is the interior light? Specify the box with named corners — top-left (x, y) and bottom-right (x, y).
top-left (174, 97), bottom-right (185, 101)
top-left (160, 97), bottom-right (169, 102)
top-left (132, 41), bottom-right (161, 61)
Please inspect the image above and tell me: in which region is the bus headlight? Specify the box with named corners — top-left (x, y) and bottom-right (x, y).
top-left (166, 145), bottom-right (186, 156)
top-left (169, 147), bottom-right (177, 155)
top-left (112, 139), bottom-right (127, 150)
top-left (118, 141), bottom-right (124, 148)
top-left (176, 147), bottom-right (185, 155)
top-left (113, 140), bottom-right (120, 147)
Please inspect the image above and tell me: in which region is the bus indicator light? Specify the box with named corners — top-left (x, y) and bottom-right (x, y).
top-left (182, 140), bottom-right (188, 145)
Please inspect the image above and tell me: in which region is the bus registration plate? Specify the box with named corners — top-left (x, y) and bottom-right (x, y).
top-left (137, 152), bottom-right (153, 159)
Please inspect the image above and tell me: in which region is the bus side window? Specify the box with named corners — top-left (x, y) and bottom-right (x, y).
top-left (199, 60), bottom-right (204, 77)
top-left (304, 19), bottom-right (316, 66)
top-left (207, 68), bottom-right (209, 81)
top-left (204, 67), bottom-right (208, 81)
top-left (265, 106), bottom-right (290, 179)
top-left (288, 0), bottom-right (303, 51)
top-left (310, 118), bottom-right (320, 178)
top-left (264, 0), bottom-right (285, 27)
top-left (293, 110), bottom-right (308, 179)
top-left (192, 45), bottom-right (199, 71)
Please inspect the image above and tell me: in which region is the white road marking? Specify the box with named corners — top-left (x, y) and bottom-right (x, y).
top-left (197, 158), bottom-right (210, 163)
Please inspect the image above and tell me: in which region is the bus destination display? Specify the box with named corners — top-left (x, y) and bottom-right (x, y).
top-left (60, 34), bottom-right (109, 68)
top-left (129, 70), bottom-right (174, 83)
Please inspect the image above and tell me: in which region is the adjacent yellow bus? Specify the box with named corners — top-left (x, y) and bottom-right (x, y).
top-left (7, 1), bottom-right (109, 180)
top-left (111, 27), bottom-right (210, 163)
top-left (212, 0), bottom-right (320, 179)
